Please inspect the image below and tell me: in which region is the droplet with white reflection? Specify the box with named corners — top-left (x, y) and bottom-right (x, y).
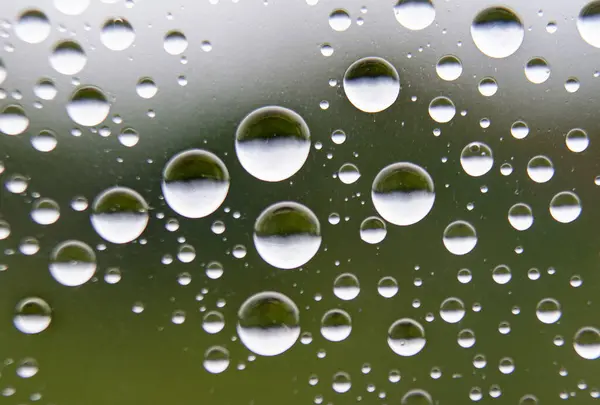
top-left (378, 276), bottom-right (398, 298)
top-left (164, 30), bottom-right (188, 55)
top-left (549, 191), bottom-right (581, 223)
top-left (16, 358), bottom-right (39, 378)
top-left (393, 0), bottom-right (435, 31)
top-left (460, 142), bottom-right (493, 177)
top-left (202, 311), bottom-right (225, 334)
top-left (443, 220), bottom-right (477, 255)
top-left (66, 86), bottom-right (110, 127)
top-left (203, 346), bottom-right (229, 374)
top-left (388, 318), bottom-right (426, 356)
top-left (436, 55), bottom-right (462, 81)
top-left (401, 389), bottom-right (433, 405)
top-left (428, 96), bottom-right (456, 123)
top-left (527, 155), bottom-right (554, 183)
top-left (34, 78), bottom-right (57, 100)
top-left (511, 120), bottom-right (529, 139)
top-left (566, 128), bottom-right (589, 153)
top-left (49, 40), bottom-right (87, 75)
top-left (31, 198), bottom-right (60, 225)
top-left (338, 163), bottom-right (360, 184)
top-left (329, 9), bottom-right (351, 32)
top-left (536, 298), bottom-right (562, 324)
top-left (492, 264), bottom-right (512, 284)
top-left (343, 57), bottom-right (400, 113)
top-left (118, 128), bottom-right (139, 147)
top-left (15, 9), bottom-right (51, 44)
top-left (524, 57), bottom-right (551, 84)
top-left (100, 17), bottom-right (135, 51)
top-left (333, 273), bottom-right (360, 301)
top-left (13, 297), bottom-right (52, 334)
top-left (206, 261), bottom-right (223, 279)
top-left (54, 0), bottom-right (90, 15)
top-left (508, 203), bottom-right (533, 231)
top-left (321, 309), bottom-right (352, 342)
top-left (0, 105), bottom-right (29, 135)
top-left (332, 371), bottom-right (351, 393)
top-left (359, 216), bottom-right (387, 244)
top-left (49, 240), bottom-right (96, 287)
top-left (136, 77), bottom-right (157, 99)
top-left (574, 326), bottom-right (600, 359)
top-left (577, 1), bottom-right (600, 48)
top-left (31, 130), bottom-right (57, 152)
top-left (440, 297), bottom-right (466, 323)
top-left (471, 7), bottom-right (524, 58)
top-left (478, 77), bottom-right (498, 96)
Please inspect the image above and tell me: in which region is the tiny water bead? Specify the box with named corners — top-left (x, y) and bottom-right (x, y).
top-left (436, 55), bottom-right (462, 81)
top-left (15, 9), bottom-right (51, 44)
top-left (574, 326), bottom-right (600, 360)
top-left (50, 40), bottom-right (87, 75)
top-left (524, 57), bottom-right (551, 84)
top-left (31, 198), bottom-right (60, 225)
top-left (492, 264), bottom-right (512, 284)
top-left (457, 268), bottom-right (472, 284)
top-left (203, 346), bottom-right (230, 374)
top-left (49, 240), bottom-right (96, 287)
top-left (511, 120), bottom-right (529, 139)
top-left (527, 155), bottom-right (554, 183)
top-left (371, 162), bottom-right (435, 226)
top-left (162, 149), bottom-right (230, 218)
top-left (439, 297), bottom-right (466, 323)
top-left (428, 96), bottom-right (456, 123)
top-left (443, 220), bottom-right (477, 255)
top-left (31, 130), bottom-right (58, 152)
top-left (321, 309), bottom-right (352, 342)
top-left (101, 17), bottom-right (135, 51)
top-left (66, 86), bottom-right (110, 127)
top-left (71, 196), bottom-right (88, 211)
top-left (471, 7), bottom-right (524, 58)
top-left (566, 128), bottom-right (589, 153)
top-left (460, 142), bottom-right (493, 177)
top-left (550, 191), bottom-right (582, 223)
top-left (338, 163), bottom-right (361, 184)
top-left (478, 77), bottom-right (498, 96)
top-left (536, 298), bottom-right (562, 324)
top-left (329, 9), bottom-right (351, 32)
top-left (393, 0), bottom-right (436, 31)
top-left (237, 291), bottom-right (300, 356)
top-left (378, 276), bottom-right (399, 298)
top-left (164, 30), bottom-right (188, 55)
top-left (13, 297), bottom-right (52, 334)
top-left (105, 268), bottom-right (121, 284)
top-left (577, 1), bottom-right (600, 48)
top-left (90, 186), bottom-right (149, 244)
top-left (508, 203), bottom-right (533, 231)
top-left (332, 371), bottom-right (351, 393)
top-left (0, 104), bottom-right (29, 135)
top-left (253, 201), bottom-right (321, 270)
top-left (136, 77), bottom-right (158, 99)
top-left (359, 216), bottom-right (387, 244)
top-left (235, 106), bottom-right (310, 182)
top-left (343, 57), bottom-right (400, 113)
top-left (203, 311), bottom-right (225, 334)
top-left (388, 318), bottom-right (426, 356)
top-left (333, 273), bottom-right (360, 300)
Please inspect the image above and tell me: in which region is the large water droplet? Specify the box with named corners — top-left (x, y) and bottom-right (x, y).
top-left (101, 17), bottom-right (135, 51)
top-left (527, 155), bottom-right (554, 183)
top-left (428, 96), bottom-right (456, 123)
top-left (54, 0), bottom-right (90, 15)
top-left (393, 0), bottom-right (435, 31)
top-left (549, 191), bottom-right (581, 223)
top-left (49, 240), bottom-right (96, 287)
top-left (460, 142), bottom-right (493, 177)
top-left (15, 9), bottom-right (51, 44)
top-left (508, 203), bottom-right (533, 231)
top-left (566, 128), bottom-right (589, 153)
top-left (578, 1), bottom-right (600, 48)
top-left (66, 86), bottom-right (110, 127)
top-left (343, 57), bottom-right (400, 113)
top-left (13, 297), bottom-right (51, 334)
top-left (471, 7), bottom-right (524, 58)
top-left (443, 220), bottom-right (477, 255)
top-left (0, 105), bottom-right (29, 135)
top-left (49, 40), bottom-right (87, 75)
top-left (164, 30), bottom-right (188, 55)
top-left (203, 346), bottom-right (229, 374)
top-left (388, 318), bottom-right (426, 356)
top-left (329, 9), bottom-right (351, 32)
top-left (333, 273), bottom-right (360, 301)
top-left (574, 326), bottom-right (600, 360)
top-left (440, 297), bottom-right (466, 323)
top-left (321, 309), bottom-right (352, 342)
top-left (524, 57), bottom-right (551, 84)
top-left (359, 216), bottom-right (387, 244)
top-left (31, 198), bottom-right (60, 225)
top-left (436, 55), bottom-right (462, 81)
top-left (536, 298), bottom-right (562, 324)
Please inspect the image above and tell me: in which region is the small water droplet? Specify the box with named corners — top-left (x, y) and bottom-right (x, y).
top-left (471, 7), bottom-right (524, 58)
top-left (329, 9), bottom-right (351, 32)
top-left (574, 326), bottom-right (600, 360)
top-left (338, 163), bottom-right (361, 184)
top-left (333, 273), bottom-right (360, 300)
top-left (460, 141), bottom-right (493, 177)
top-left (0, 104), bottom-right (29, 135)
top-left (393, 0), bottom-right (435, 31)
top-left (478, 77), bottom-right (498, 96)
top-left (436, 55), bottom-right (462, 81)
top-left (536, 298), bottom-right (562, 324)
top-left (13, 297), bottom-right (51, 334)
top-left (343, 57), bottom-right (400, 113)
top-left (508, 203), bottom-right (533, 231)
top-left (566, 128), bottom-right (589, 152)
top-left (66, 86), bottom-right (110, 127)
top-left (549, 191), bottom-right (581, 223)
top-left (527, 155), bottom-right (554, 183)
top-left (101, 17), bottom-right (135, 51)
top-left (321, 309), bottom-right (352, 342)
top-left (164, 30), bottom-right (187, 55)
top-left (428, 96), bottom-right (456, 123)
top-left (525, 57), bottom-right (551, 84)
top-left (443, 220), bottom-right (477, 255)
top-left (203, 346), bottom-right (229, 374)
top-left (49, 40), bottom-right (87, 75)
top-left (388, 318), bottom-right (426, 356)
top-left (577, 2), bottom-right (600, 48)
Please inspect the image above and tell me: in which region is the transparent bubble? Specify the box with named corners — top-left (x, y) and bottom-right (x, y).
top-left (202, 311), bottom-right (225, 334)
top-left (136, 77), bottom-right (157, 99)
top-left (566, 128), bottom-right (589, 153)
top-left (235, 106), bottom-right (310, 182)
top-left (460, 142), bottom-right (493, 177)
top-left (511, 120), bottom-right (529, 139)
top-left (177, 244), bottom-right (196, 263)
top-left (508, 203), bottom-right (533, 231)
top-left (162, 149), bottom-right (230, 218)
top-left (321, 309), bottom-right (352, 342)
top-left (343, 57), bottom-right (400, 113)
top-left (471, 7), bottom-right (524, 58)
top-left (492, 264), bottom-right (511, 285)
top-left (90, 186), bottom-right (149, 244)
top-left (101, 17), bottom-right (135, 51)
top-left (54, 0), bottom-right (90, 15)
top-left (31, 198), bottom-right (60, 225)
top-left (203, 346), bottom-right (229, 374)
top-left (436, 55), bottom-right (462, 81)
top-left (478, 77), bottom-right (498, 96)
top-left (393, 0), bottom-right (435, 31)
top-left (458, 329), bottom-right (475, 348)
top-left (171, 310), bottom-right (186, 324)
top-left (13, 297), bottom-right (51, 334)
top-left (49, 40), bottom-right (87, 75)
top-left (524, 57), bottom-right (551, 84)
top-left (372, 162), bottom-right (435, 226)
top-left (31, 130), bottom-right (57, 152)
top-left (443, 220), bottom-right (477, 255)
top-left (49, 240), bottom-right (96, 287)
top-left (329, 9), bottom-right (351, 31)
top-left (428, 96), bottom-right (456, 123)
top-left (527, 155), bottom-right (554, 183)
top-left (164, 30), bottom-right (188, 55)
top-left (338, 163), bottom-right (361, 184)
top-left (332, 371), bottom-right (351, 393)
top-left (536, 298), bottom-right (562, 324)
top-left (15, 10), bottom-right (51, 44)
top-left (565, 77), bottom-right (581, 93)
top-left (574, 326), bottom-right (600, 360)
top-left (578, 1), bottom-right (600, 48)
top-left (359, 216), bottom-right (387, 244)
top-left (237, 292), bottom-right (300, 356)
top-left (378, 276), bottom-right (398, 298)
top-left (0, 105), bottom-right (29, 135)
top-left (253, 201), bottom-right (321, 269)
top-left (387, 318), bottom-right (426, 356)
top-left (206, 261), bottom-right (224, 279)
top-left (549, 191), bottom-right (581, 223)
top-left (333, 273), bottom-right (360, 301)
top-left (66, 86), bottom-right (110, 127)
top-left (6, 174), bottom-right (28, 193)
top-left (440, 297), bottom-right (466, 323)
top-left (16, 358), bottom-right (38, 378)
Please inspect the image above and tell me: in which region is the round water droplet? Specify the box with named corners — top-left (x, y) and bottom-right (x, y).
top-left (527, 155), bottom-right (554, 183)
top-left (100, 17), bottom-right (135, 51)
top-left (16, 358), bottom-right (38, 378)
top-left (359, 216), bottom-right (387, 244)
top-left (177, 244), bottom-right (196, 263)
top-left (478, 77), bottom-right (498, 96)
top-left (378, 276), bottom-right (398, 298)
top-left (393, 0), bottom-right (435, 31)
top-left (0, 220), bottom-right (10, 240)
top-left (331, 129), bottom-right (346, 144)
top-left (203, 311), bottom-right (225, 334)
top-left (428, 96), bottom-right (455, 123)
top-left (458, 329), bottom-right (475, 348)
top-left (104, 268), bottom-right (121, 284)
top-left (565, 77), bottom-right (580, 93)
top-left (550, 191), bottom-right (581, 223)
top-left (524, 57), bottom-right (551, 84)
top-left (536, 298), bottom-right (562, 324)
top-left (54, 0), bottom-right (90, 15)
top-left (333, 273), bottom-right (360, 301)
top-left (13, 297), bottom-right (51, 334)
top-left (34, 78), bottom-right (57, 100)
top-left (321, 309), bottom-right (352, 342)
top-left (500, 163), bottom-right (513, 176)
top-left (388, 318), bottom-right (426, 356)
top-left (440, 297), bottom-right (466, 323)
top-left (19, 237), bottom-right (40, 255)
top-left (49, 240), bottom-right (96, 287)
top-left (136, 77), bottom-right (157, 99)
top-left (31, 129), bottom-right (57, 152)
top-left (164, 30), bottom-right (188, 55)
top-left (401, 389), bottom-right (433, 405)
top-left (90, 186), bottom-right (149, 244)
top-left (436, 55), bottom-right (462, 81)
top-left (460, 142), bottom-right (493, 177)
top-left (0, 105), bottom-right (29, 135)
top-left (471, 7), bottom-right (524, 58)
top-left (203, 346), bottom-right (229, 374)
top-left (118, 127), bottom-right (139, 147)
top-left (235, 106), bottom-right (310, 182)
top-left (15, 9), bottom-right (50, 44)
top-left (31, 198), bottom-right (60, 225)
top-left (162, 149), bottom-right (230, 218)
top-left (338, 163), bottom-right (360, 184)
top-left (6, 174), bottom-right (28, 194)
top-left (237, 291), bottom-right (300, 356)
top-left (511, 120), bottom-right (529, 139)
top-left (443, 220), bottom-right (477, 255)
top-left (66, 86), bottom-right (110, 127)
top-left (329, 9), bottom-right (351, 31)
top-left (332, 371), bottom-right (351, 393)
top-left (206, 261), bottom-right (223, 279)
top-left (578, 1), bottom-right (600, 48)
top-left (49, 40), bottom-right (87, 75)
top-left (508, 203), bottom-right (533, 231)
top-left (566, 128), bottom-right (589, 153)
top-left (71, 196), bottom-right (88, 211)
top-left (343, 57), bottom-right (400, 113)
top-left (519, 395), bottom-right (539, 405)
top-left (372, 162), bottom-right (435, 226)
top-left (253, 201), bottom-right (321, 269)
top-left (574, 326), bottom-right (600, 360)
top-left (492, 264), bottom-right (512, 285)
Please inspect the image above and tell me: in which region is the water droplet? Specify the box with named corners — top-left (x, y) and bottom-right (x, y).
top-left (511, 120), bottom-right (529, 139)
top-left (0, 104), bottom-right (29, 135)
top-left (253, 201), bottom-right (321, 269)
top-left (443, 220), bottom-right (477, 255)
top-left (372, 162), bottom-right (435, 226)
top-left (525, 57), bottom-right (551, 84)
top-left (458, 329), bottom-right (475, 348)
top-left (211, 220), bottom-right (225, 234)
top-left (507, 203), bottom-right (533, 231)
top-left (527, 155), bottom-right (554, 183)
top-left (471, 7), bottom-right (524, 58)
top-left (90, 186), bottom-right (149, 244)
top-left (329, 9), bottom-right (351, 31)
top-left (333, 273), bottom-right (360, 300)
top-left (457, 268), bottom-right (472, 284)
top-left (54, 0), bottom-right (89, 15)
top-left (578, 1), bottom-right (600, 48)
top-left (359, 216), bottom-right (387, 244)
top-left (203, 346), bottom-right (229, 374)
top-left (331, 129), bottom-right (346, 144)
top-left (378, 276), bottom-right (398, 298)
top-left (237, 291), bottom-right (300, 356)
top-left (13, 297), bottom-right (51, 334)
top-left (31, 198), bottom-right (60, 225)
top-left (550, 191), bottom-right (581, 223)
top-left (320, 43), bottom-right (334, 56)
top-left (331, 371), bottom-right (351, 393)
top-left (49, 240), bottom-right (96, 287)
top-left (343, 57), bottom-right (400, 113)
top-left (574, 326), bottom-right (600, 360)
top-left (338, 163), bottom-right (361, 184)
top-left (33, 78), bottom-right (57, 101)
top-left (66, 86), bottom-right (110, 127)
top-left (321, 309), bottom-right (352, 342)
top-left (478, 77), bottom-right (498, 96)
top-left (0, 220), bottom-right (10, 240)
top-left (49, 40), bottom-right (87, 75)
top-left (6, 173), bottom-right (28, 193)
top-left (492, 264), bottom-right (512, 284)
top-left (536, 298), bottom-right (562, 324)
top-left (71, 196), bottom-right (88, 211)
top-left (203, 311), bottom-right (225, 334)
top-left (565, 77), bottom-right (580, 93)
top-left (460, 142), bottom-right (493, 177)
top-left (15, 9), bottom-right (50, 44)
top-left (30, 129), bottom-right (57, 153)
top-left (388, 318), bottom-right (426, 356)
top-left (436, 55), bottom-right (462, 81)
top-left (206, 261), bottom-right (224, 279)
top-left (177, 244), bottom-right (196, 263)
top-left (393, 0), bottom-right (435, 31)
top-left (101, 17), bottom-right (135, 51)
top-left (428, 96), bottom-right (456, 123)
top-left (117, 127), bottom-right (139, 147)
top-left (164, 30), bottom-right (188, 55)
top-left (104, 268), bottom-right (121, 284)
top-left (16, 358), bottom-right (38, 378)
top-left (19, 237), bottom-right (40, 255)
top-left (440, 297), bottom-right (466, 323)
top-left (519, 394), bottom-right (539, 405)
top-left (235, 106), bottom-right (310, 182)
top-left (136, 77), bottom-right (157, 99)
top-left (566, 128), bottom-right (589, 153)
